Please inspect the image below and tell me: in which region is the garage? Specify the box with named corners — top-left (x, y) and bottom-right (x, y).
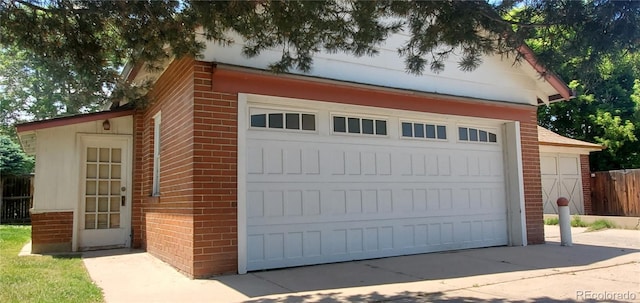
top-left (242, 96), bottom-right (510, 271)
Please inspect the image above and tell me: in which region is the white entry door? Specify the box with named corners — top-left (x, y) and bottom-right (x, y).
top-left (79, 135), bottom-right (132, 250)
top-left (541, 153), bottom-right (584, 215)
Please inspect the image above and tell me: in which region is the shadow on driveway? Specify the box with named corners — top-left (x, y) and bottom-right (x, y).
top-left (242, 291), bottom-right (633, 303)
top-left (79, 227), bottom-right (639, 302)
top-left (214, 240), bottom-right (638, 299)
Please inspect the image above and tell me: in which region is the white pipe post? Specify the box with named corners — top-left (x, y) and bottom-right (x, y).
top-left (557, 197), bottom-right (572, 246)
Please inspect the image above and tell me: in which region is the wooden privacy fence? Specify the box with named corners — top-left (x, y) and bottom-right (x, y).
top-left (590, 169), bottom-right (640, 216)
top-left (1, 175), bottom-right (33, 224)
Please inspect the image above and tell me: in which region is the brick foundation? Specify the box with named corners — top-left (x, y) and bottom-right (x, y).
top-left (30, 211), bottom-right (73, 253)
top-left (144, 212), bottom-right (194, 274)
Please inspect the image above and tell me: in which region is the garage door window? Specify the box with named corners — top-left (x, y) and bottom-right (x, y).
top-left (251, 111), bottom-right (316, 131)
top-left (401, 122), bottom-right (447, 140)
top-left (333, 115), bottom-right (387, 135)
top-left (458, 127), bottom-right (497, 143)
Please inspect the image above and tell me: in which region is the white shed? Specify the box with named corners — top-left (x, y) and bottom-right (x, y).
top-left (538, 126), bottom-right (603, 215)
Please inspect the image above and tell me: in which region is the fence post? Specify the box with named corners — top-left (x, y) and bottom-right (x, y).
top-left (30, 175), bottom-right (34, 209)
top-left (557, 197), bottom-right (572, 246)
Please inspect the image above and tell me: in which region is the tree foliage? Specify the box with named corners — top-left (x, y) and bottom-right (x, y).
top-left (1, 0), bottom-right (639, 169)
top-left (0, 135), bottom-right (34, 176)
top-left (1, 1), bottom-right (637, 105)
top-left (536, 32), bottom-right (640, 170)
top-left (518, 1), bottom-right (640, 170)
top-left (0, 46), bottom-right (102, 139)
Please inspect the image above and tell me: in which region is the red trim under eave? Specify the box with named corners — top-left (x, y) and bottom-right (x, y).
top-left (126, 62), bottom-right (144, 83)
top-left (518, 45), bottom-right (573, 101)
top-left (15, 109), bottom-right (135, 133)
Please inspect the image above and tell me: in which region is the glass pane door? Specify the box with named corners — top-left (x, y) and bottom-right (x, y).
top-left (84, 147), bottom-right (122, 229)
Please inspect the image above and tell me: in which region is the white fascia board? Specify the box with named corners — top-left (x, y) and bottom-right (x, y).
top-left (539, 145), bottom-right (601, 155)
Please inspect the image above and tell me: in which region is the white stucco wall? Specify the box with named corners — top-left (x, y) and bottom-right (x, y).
top-left (201, 31), bottom-right (558, 106)
top-left (31, 116), bottom-right (133, 212)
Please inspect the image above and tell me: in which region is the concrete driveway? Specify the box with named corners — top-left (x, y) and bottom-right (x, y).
top-left (82, 226), bottom-right (640, 302)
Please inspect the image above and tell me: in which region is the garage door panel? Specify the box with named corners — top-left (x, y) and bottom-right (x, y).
top-left (264, 146), bottom-right (284, 174)
top-left (248, 131), bottom-right (502, 150)
top-left (246, 184), bottom-right (505, 226)
top-left (248, 138), bottom-right (500, 178)
top-left (247, 147), bottom-right (264, 174)
top-left (560, 177), bottom-right (582, 214)
top-left (284, 148), bottom-right (303, 174)
top-left (452, 152), bottom-right (504, 177)
top-left (559, 156), bottom-right (579, 175)
top-left (247, 175), bottom-right (504, 189)
top-left (542, 177), bottom-right (559, 214)
top-left (246, 214), bottom-right (507, 271)
top-left (247, 191), bottom-right (264, 218)
top-left (247, 175), bottom-right (506, 184)
top-left (248, 213), bottom-right (507, 238)
top-left (541, 156), bottom-right (557, 175)
top-left (247, 146), bottom-right (504, 184)
top-left (245, 105), bottom-right (508, 271)
top-left (248, 211), bottom-right (506, 232)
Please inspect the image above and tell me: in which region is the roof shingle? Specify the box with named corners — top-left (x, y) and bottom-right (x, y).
top-left (537, 126), bottom-right (603, 150)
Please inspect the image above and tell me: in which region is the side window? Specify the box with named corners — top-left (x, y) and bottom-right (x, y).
top-left (458, 127), bottom-right (498, 143)
top-left (401, 122), bottom-right (447, 140)
top-left (250, 109), bottom-right (316, 131)
top-left (332, 115), bottom-right (387, 136)
top-left (152, 112), bottom-right (161, 196)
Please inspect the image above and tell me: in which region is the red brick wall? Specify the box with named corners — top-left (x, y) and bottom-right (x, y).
top-left (580, 154), bottom-right (593, 215)
top-left (192, 62), bottom-right (238, 277)
top-left (30, 211), bottom-right (73, 253)
top-left (132, 59), bottom-right (240, 278)
top-left (132, 57), bottom-right (197, 276)
top-left (519, 118), bottom-right (544, 244)
top-left (133, 60), bottom-right (547, 277)
top-left (131, 112), bottom-right (144, 248)
top-left (144, 212), bottom-right (194, 271)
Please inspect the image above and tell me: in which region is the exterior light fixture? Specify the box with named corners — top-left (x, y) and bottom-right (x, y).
top-left (103, 119), bottom-right (111, 131)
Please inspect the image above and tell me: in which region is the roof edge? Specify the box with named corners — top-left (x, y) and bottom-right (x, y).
top-left (16, 109), bottom-right (135, 133)
top-left (539, 141), bottom-right (604, 151)
top-left (537, 126), bottom-right (603, 151)
top-left (518, 45), bottom-right (574, 102)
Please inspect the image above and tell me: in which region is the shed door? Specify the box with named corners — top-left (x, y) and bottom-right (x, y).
top-left (541, 153), bottom-right (584, 215)
top-left (79, 136), bottom-right (132, 250)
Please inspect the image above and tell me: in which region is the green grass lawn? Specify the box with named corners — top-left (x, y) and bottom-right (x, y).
top-left (0, 225), bottom-right (103, 303)
top-left (544, 216), bottom-right (617, 231)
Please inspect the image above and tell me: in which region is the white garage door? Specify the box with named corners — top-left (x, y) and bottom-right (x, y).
top-left (541, 153), bottom-right (584, 215)
top-left (244, 100), bottom-right (508, 271)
